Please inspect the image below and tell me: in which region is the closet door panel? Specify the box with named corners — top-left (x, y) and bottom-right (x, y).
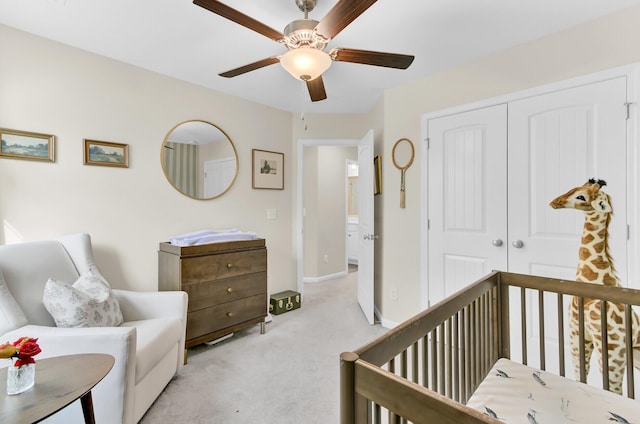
top-left (427, 104), bottom-right (508, 303)
top-left (507, 77), bottom-right (628, 375)
top-left (507, 77), bottom-right (628, 284)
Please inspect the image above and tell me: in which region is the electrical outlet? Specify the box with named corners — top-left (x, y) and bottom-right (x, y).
top-left (323, 254), bottom-right (329, 263)
top-left (391, 287), bottom-right (398, 300)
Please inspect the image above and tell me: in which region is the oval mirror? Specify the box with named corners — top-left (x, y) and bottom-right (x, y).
top-left (161, 120), bottom-right (238, 200)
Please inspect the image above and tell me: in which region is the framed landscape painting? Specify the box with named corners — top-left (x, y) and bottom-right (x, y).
top-left (84, 139), bottom-right (129, 168)
top-left (0, 128), bottom-right (55, 162)
top-left (252, 149), bottom-right (284, 190)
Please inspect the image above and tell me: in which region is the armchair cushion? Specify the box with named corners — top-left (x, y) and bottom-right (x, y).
top-left (121, 317), bottom-right (183, 384)
top-left (42, 265), bottom-right (123, 327)
top-left (0, 270), bottom-right (27, 335)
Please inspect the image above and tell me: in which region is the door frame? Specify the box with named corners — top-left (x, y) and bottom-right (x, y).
top-left (296, 137), bottom-right (365, 297)
top-left (420, 63), bottom-right (640, 310)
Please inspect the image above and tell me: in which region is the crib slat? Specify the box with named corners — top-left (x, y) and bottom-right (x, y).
top-left (625, 304), bottom-right (635, 399)
top-left (463, 305), bottom-right (470, 402)
top-left (480, 294), bottom-right (486, 379)
top-left (452, 312), bottom-right (460, 402)
top-left (388, 357), bottom-right (398, 424)
top-left (521, 287), bottom-right (528, 365)
top-left (412, 342), bottom-right (419, 384)
top-left (446, 317), bottom-right (453, 398)
top-left (538, 290), bottom-right (546, 370)
top-left (600, 300), bottom-right (609, 391)
top-left (484, 292), bottom-right (491, 375)
top-left (557, 293), bottom-right (565, 377)
top-left (468, 302), bottom-right (474, 393)
top-left (578, 297), bottom-right (587, 383)
top-left (430, 329), bottom-right (438, 391)
top-left (401, 350), bottom-right (408, 380)
top-left (438, 324), bottom-right (445, 395)
top-left (421, 335), bottom-right (428, 389)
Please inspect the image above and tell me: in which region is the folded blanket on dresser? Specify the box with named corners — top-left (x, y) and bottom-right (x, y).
top-left (467, 358), bottom-right (639, 423)
top-left (169, 229), bottom-right (257, 246)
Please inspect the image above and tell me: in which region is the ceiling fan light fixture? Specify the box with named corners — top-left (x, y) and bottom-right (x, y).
top-left (280, 47), bottom-right (331, 81)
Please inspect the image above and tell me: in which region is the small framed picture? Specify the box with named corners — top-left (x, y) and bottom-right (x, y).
top-left (252, 149), bottom-right (284, 190)
top-left (374, 154), bottom-right (382, 195)
top-left (0, 128), bottom-right (55, 162)
top-left (84, 139), bottom-right (129, 168)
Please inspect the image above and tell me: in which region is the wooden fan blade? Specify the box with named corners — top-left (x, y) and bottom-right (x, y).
top-left (219, 57), bottom-right (280, 78)
top-left (193, 0), bottom-right (284, 41)
top-left (315, 0), bottom-right (377, 39)
top-left (331, 48), bottom-right (414, 69)
top-left (306, 76), bottom-right (327, 102)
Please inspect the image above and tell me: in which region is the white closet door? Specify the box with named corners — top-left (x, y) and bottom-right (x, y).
top-left (508, 77), bottom-right (628, 284)
top-left (427, 104), bottom-right (508, 303)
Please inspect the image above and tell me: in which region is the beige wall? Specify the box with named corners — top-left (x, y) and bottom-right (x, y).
top-left (0, 24), bottom-right (295, 294)
top-left (378, 5), bottom-right (640, 323)
top-left (3, 4), bottom-right (640, 326)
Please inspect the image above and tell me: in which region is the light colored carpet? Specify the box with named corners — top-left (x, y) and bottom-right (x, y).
top-left (140, 271), bottom-right (387, 423)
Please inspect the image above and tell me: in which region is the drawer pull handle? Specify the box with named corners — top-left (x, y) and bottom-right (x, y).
top-left (226, 263), bottom-right (233, 269)
top-left (226, 287), bottom-right (233, 293)
top-left (226, 312), bottom-right (233, 318)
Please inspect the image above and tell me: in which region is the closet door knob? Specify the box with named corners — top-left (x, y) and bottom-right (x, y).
top-left (491, 239), bottom-right (503, 247)
top-left (512, 240), bottom-right (524, 248)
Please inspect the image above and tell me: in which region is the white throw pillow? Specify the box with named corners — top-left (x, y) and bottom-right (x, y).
top-left (0, 270), bottom-right (28, 334)
top-left (42, 266), bottom-right (123, 328)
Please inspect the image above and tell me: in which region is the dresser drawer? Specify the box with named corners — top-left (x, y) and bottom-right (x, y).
top-left (184, 272), bottom-right (266, 312)
top-left (181, 249), bottom-right (266, 284)
top-left (186, 294), bottom-right (267, 340)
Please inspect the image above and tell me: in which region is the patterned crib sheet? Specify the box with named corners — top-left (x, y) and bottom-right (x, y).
top-left (466, 358), bottom-right (639, 423)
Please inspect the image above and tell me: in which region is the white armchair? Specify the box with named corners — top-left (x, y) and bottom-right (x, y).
top-left (0, 233), bottom-right (187, 423)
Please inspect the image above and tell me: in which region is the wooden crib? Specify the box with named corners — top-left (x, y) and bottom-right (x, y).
top-left (340, 271), bottom-right (640, 423)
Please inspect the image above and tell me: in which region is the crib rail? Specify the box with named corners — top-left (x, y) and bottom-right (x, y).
top-left (501, 272), bottom-right (640, 397)
top-left (340, 271), bottom-right (640, 424)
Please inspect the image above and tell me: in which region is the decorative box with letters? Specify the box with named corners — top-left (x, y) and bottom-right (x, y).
top-left (269, 290), bottom-right (301, 315)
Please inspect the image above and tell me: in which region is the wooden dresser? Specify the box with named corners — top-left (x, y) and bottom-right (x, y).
top-left (158, 238), bottom-right (267, 348)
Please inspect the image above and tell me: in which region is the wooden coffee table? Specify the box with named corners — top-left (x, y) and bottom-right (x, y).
top-left (0, 353), bottom-right (114, 423)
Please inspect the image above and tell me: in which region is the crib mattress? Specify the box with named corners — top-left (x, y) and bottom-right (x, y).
top-left (466, 358), bottom-right (639, 423)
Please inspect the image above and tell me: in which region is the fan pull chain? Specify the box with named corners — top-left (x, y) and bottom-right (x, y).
top-left (300, 80), bottom-right (308, 131)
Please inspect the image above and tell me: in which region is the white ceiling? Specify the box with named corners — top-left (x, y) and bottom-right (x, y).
top-left (1, 0), bottom-right (640, 114)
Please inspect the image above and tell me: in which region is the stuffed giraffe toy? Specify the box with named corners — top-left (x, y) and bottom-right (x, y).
top-left (549, 178), bottom-right (640, 394)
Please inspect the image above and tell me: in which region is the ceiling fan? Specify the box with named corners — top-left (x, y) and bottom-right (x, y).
top-left (193, 0), bottom-right (415, 102)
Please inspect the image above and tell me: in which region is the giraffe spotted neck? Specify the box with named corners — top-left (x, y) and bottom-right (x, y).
top-left (576, 208), bottom-right (618, 286)
top-left (549, 178), bottom-right (618, 286)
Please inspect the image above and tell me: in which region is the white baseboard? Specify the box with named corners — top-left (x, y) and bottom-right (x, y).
top-left (374, 305), bottom-right (399, 329)
top-left (303, 270), bottom-right (348, 283)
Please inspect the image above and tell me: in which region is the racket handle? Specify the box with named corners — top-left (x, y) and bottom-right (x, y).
top-left (400, 191), bottom-right (405, 208)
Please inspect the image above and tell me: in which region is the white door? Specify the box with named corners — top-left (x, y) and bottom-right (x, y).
top-left (358, 130), bottom-right (375, 324)
top-left (427, 104), bottom-right (508, 303)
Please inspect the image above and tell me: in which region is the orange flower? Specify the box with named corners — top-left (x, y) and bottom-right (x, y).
top-left (0, 342), bottom-right (18, 359)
